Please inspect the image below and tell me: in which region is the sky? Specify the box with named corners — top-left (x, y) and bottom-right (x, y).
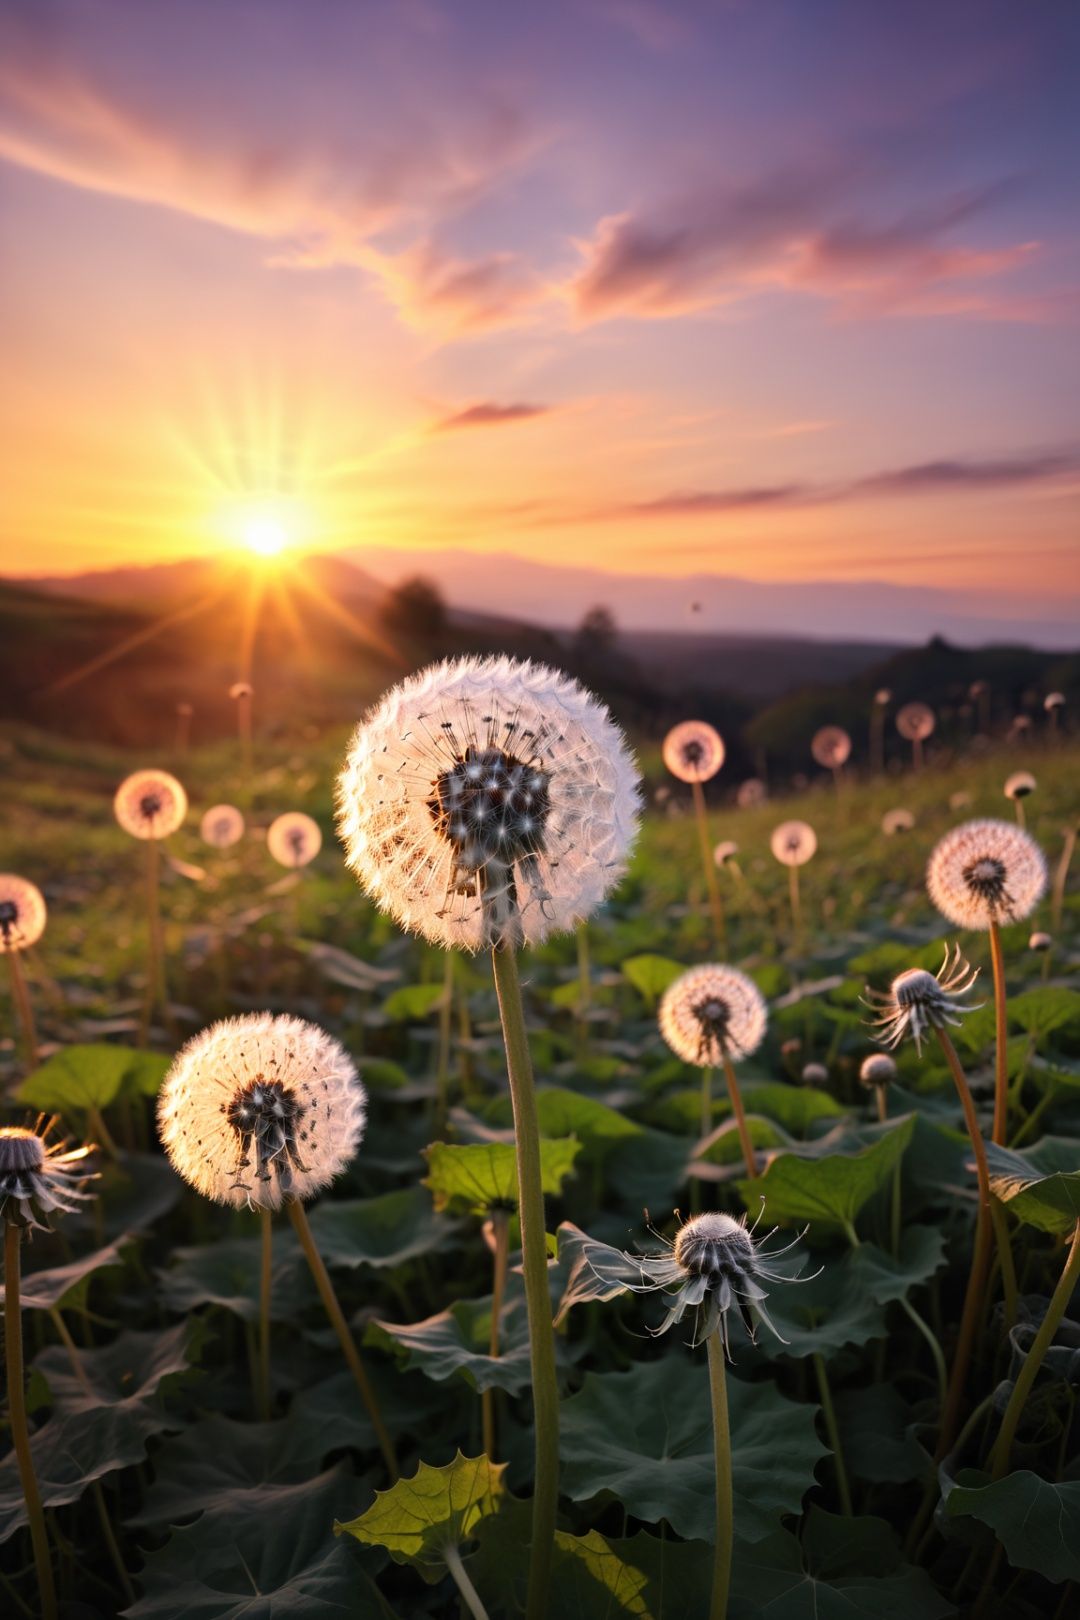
top-left (1, 0), bottom-right (1078, 640)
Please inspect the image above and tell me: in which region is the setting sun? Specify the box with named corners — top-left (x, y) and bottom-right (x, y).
top-left (243, 514), bottom-right (289, 558)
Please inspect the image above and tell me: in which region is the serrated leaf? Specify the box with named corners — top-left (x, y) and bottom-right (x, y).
top-left (367, 1281), bottom-right (534, 1395)
top-left (337, 1451), bottom-right (503, 1579)
top-left (739, 1117), bottom-right (916, 1232)
top-left (423, 1137), bottom-right (581, 1215)
top-left (307, 1186), bottom-right (461, 1270)
top-left (622, 955), bottom-right (686, 1005)
top-left (16, 1045), bottom-right (167, 1112)
top-left (560, 1357), bottom-right (826, 1543)
top-left (2, 1236), bottom-right (132, 1312)
top-left (483, 1086), bottom-right (643, 1158)
top-left (946, 1469), bottom-right (1080, 1583)
top-left (986, 1145), bottom-right (1080, 1234)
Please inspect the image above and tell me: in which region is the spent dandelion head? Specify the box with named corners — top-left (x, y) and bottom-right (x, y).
top-left (114, 769), bottom-right (187, 841)
top-left (659, 964), bottom-right (767, 1067)
top-left (859, 1052), bottom-right (897, 1089)
top-left (736, 778), bottom-right (767, 809)
top-left (1044, 692), bottom-right (1065, 713)
top-left (200, 804), bottom-right (245, 850)
top-left (927, 818), bottom-right (1047, 930)
top-left (713, 840), bottom-right (739, 867)
top-left (801, 1061), bottom-right (828, 1085)
top-left (157, 1012), bottom-right (366, 1211)
top-left (896, 702), bottom-right (935, 742)
top-left (770, 820), bottom-right (817, 867)
top-left (663, 720), bottom-right (725, 784)
top-left (0, 876), bottom-right (46, 955)
top-left (1004, 771), bottom-right (1036, 802)
top-left (0, 1119), bottom-right (95, 1231)
top-left (865, 945), bottom-right (982, 1054)
top-left (335, 655), bottom-right (641, 952)
top-left (268, 811), bottom-right (322, 869)
top-left (882, 808), bottom-right (915, 837)
top-left (811, 726), bottom-right (851, 770)
top-left (229, 681), bottom-right (253, 702)
top-left (1028, 930), bottom-right (1052, 952)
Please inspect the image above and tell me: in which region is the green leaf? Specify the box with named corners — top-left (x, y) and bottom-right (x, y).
top-left (851, 1224), bottom-right (948, 1304)
top-left (158, 1234), bottom-right (309, 1323)
top-left (307, 1186), bottom-right (461, 1270)
top-left (986, 1146), bottom-right (1080, 1234)
top-left (835, 1386), bottom-right (928, 1485)
top-left (423, 1138), bottom-right (581, 1215)
top-left (381, 981), bottom-right (448, 1022)
top-left (946, 1470), bottom-right (1080, 1583)
top-left (337, 1451), bottom-right (503, 1580)
top-left (1008, 986), bottom-right (1080, 1038)
top-left (3, 1237), bottom-right (132, 1312)
top-left (367, 1281), bottom-right (534, 1394)
top-left (622, 954), bottom-right (686, 1005)
top-left (739, 1117), bottom-right (916, 1232)
top-left (731, 1520), bottom-right (954, 1618)
top-left (560, 1357), bottom-right (826, 1543)
top-left (483, 1086), bottom-right (643, 1158)
top-left (16, 1045), bottom-right (168, 1112)
top-left (741, 1084), bottom-right (845, 1134)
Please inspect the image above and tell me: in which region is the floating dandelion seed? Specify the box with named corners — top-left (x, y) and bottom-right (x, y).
top-left (0, 874), bottom-right (46, 955)
top-left (811, 726), bottom-right (851, 771)
top-left (336, 655), bottom-right (640, 953)
top-left (866, 945), bottom-right (982, 1055)
top-left (660, 965), bottom-right (767, 1067)
top-left (158, 1012), bottom-right (365, 1210)
top-left (882, 808), bottom-right (915, 836)
top-left (268, 811), bottom-right (322, 869)
top-left (114, 769), bottom-right (187, 840)
top-left (736, 778), bottom-right (766, 809)
top-left (201, 804), bottom-right (245, 850)
top-left (770, 821), bottom-right (817, 867)
top-left (663, 720), bottom-right (725, 784)
top-left (0, 1121), bottom-right (94, 1231)
top-left (927, 819), bottom-right (1047, 932)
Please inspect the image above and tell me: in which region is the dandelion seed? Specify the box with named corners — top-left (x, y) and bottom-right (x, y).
top-left (811, 726), bottom-right (851, 771)
top-left (200, 804), bottom-right (245, 850)
top-left (865, 945), bottom-right (982, 1055)
top-left (0, 875), bottom-right (46, 955)
top-left (113, 769), bottom-right (188, 840)
top-left (736, 778), bottom-right (767, 809)
top-left (927, 819), bottom-right (1046, 931)
top-left (336, 655), bottom-right (640, 952)
top-left (0, 1121), bottom-right (94, 1232)
top-left (267, 811), bottom-right (322, 869)
top-left (882, 808), bottom-right (915, 836)
top-left (663, 720), bottom-right (725, 784)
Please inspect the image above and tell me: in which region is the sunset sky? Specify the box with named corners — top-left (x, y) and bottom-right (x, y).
top-left (1, 0), bottom-right (1078, 638)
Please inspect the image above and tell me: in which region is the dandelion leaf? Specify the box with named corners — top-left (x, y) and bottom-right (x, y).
top-left (307, 1185), bottom-right (461, 1270)
top-left (423, 1137), bottom-right (581, 1215)
top-left (336, 1451), bottom-right (504, 1582)
top-left (738, 1116), bottom-right (915, 1230)
top-left (945, 1469), bottom-right (1080, 1583)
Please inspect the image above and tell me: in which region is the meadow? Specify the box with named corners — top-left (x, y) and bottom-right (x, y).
top-left (1, 706), bottom-right (1078, 1620)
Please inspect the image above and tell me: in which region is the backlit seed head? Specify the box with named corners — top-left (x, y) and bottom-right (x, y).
top-left (1044, 692), bottom-right (1065, 712)
top-left (811, 726), bottom-right (851, 769)
top-left (801, 1062), bottom-right (829, 1085)
top-left (736, 778), bottom-right (767, 809)
top-left (663, 720), bottom-right (725, 784)
top-left (0, 874), bottom-right (47, 955)
top-left (882, 807), bottom-right (915, 836)
top-left (659, 964), bottom-right (767, 1067)
top-left (896, 702), bottom-right (935, 742)
top-left (859, 1052), bottom-right (897, 1088)
top-left (200, 804), bottom-right (245, 850)
top-left (114, 769), bottom-right (188, 841)
top-left (1004, 771), bottom-right (1036, 802)
top-left (713, 840), bottom-right (739, 867)
top-left (267, 811), bottom-right (322, 869)
top-left (770, 820), bottom-right (817, 867)
top-left (229, 682), bottom-right (253, 701)
top-left (157, 1012), bottom-right (366, 1210)
top-left (0, 1120), bottom-right (95, 1230)
top-left (865, 945), bottom-right (982, 1054)
top-left (927, 818), bottom-right (1047, 930)
top-left (1028, 931), bottom-right (1052, 952)
top-left (336, 655), bottom-right (641, 952)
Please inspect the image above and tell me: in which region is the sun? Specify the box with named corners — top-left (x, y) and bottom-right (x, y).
top-left (243, 514), bottom-right (289, 558)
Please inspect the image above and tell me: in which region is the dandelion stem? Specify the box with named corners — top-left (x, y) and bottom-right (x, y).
top-left (934, 1025), bottom-right (998, 1457)
top-left (988, 1219), bottom-right (1080, 1480)
top-left (788, 864), bottom-right (801, 946)
top-left (875, 1083), bottom-right (903, 1255)
top-left (720, 1051), bottom-right (757, 1180)
top-left (706, 1331), bottom-right (733, 1620)
top-left (700, 1066), bottom-right (713, 1141)
top-left (988, 920), bottom-right (1009, 1147)
top-left (434, 951), bottom-right (454, 1132)
top-left (6, 952), bottom-right (39, 1070)
top-left (813, 1352), bottom-right (852, 1516)
top-left (481, 1208), bottom-right (510, 1461)
top-left (575, 922), bottom-right (591, 1055)
top-left (257, 1207), bottom-right (273, 1421)
top-left (4, 1224), bottom-right (57, 1620)
top-left (444, 1541), bottom-right (492, 1620)
top-left (139, 837), bottom-right (170, 1046)
top-left (490, 944), bottom-right (559, 1620)
top-left (286, 1199), bottom-right (398, 1480)
top-left (691, 778), bottom-right (726, 952)
top-left (1051, 825), bottom-right (1076, 935)
top-left (988, 1198), bottom-right (1018, 1332)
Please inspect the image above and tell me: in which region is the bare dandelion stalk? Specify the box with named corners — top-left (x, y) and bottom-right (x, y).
top-left (706, 1332), bottom-right (733, 1620)
top-left (988, 1219), bottom-right (1080, 1480)
top-left (481, 1207), bottom-right (511, 1461)
top-left (4, 1225), bottom-right (57, 1620)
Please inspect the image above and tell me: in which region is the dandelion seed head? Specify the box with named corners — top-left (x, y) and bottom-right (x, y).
top-left (713, 840), bottom-right (739, 867)
top-left (811, 726), bottom-right (851, 769)
top-left (801, 1061), bottom-right (829, 1085)
top-left (1004, 771), bottom-right (1036, 802)
top-left (1028, 931), bottom-right (1052, 952)
top-left (659, 964), bottom-right (767, 1067)
top-left (335, 655), bottom-right (640, 952)
top-left (114, 769), bottom-right (188, 841)
top-left (896, 702), bottom-right (935, 742)
top-left (157, 1012), bottom-right (365, 1210)
top-left (229, 682), bottom-right (253, 701)
top-left (859, 1052), bottom-right (897, 1088)
top-left (1044, 692), bottom-right (1065, 712)
top-left (874, 688), bottom-right (892, 706)
top-left (0, 1121), bottom-right (94, 1230)
top-left (882, 808), bottom-right (915, 836)
top-left (736, 778), bottom-right (767, 809)
top-left (927, 818), bottom-right (1047, 930)
top-left (674, 1211), bottom-right (754, 1277)
top-left (0, 875), bottom-right (47, 954)
top-left (663, 720), bottom-right (725, 784)
top-left (267, 811), bottom-right (322, 869)
top-left (866, 945), bottom-right (982, 1053)
top-left (1010, 715), bottom-right (1032, 736)
top-left (200, 804), bottom-right (245, 850)
top-left (770, 820), bottom-right (817, 867)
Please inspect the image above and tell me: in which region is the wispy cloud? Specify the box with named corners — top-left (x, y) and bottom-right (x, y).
top-left (430, 401), bottom-right (551, 433)
top-left (361, 239), bottom-right (550, 334)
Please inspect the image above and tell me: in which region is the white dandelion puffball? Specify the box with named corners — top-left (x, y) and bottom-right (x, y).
top-left (229, 681), bottom-right (253, 701)
top-left (874, 688), bottom-right (892, 706)
top-left (882, 808), bottom-right (915, 836)
top-left (736, 778), bottom-right (767, 809)
top-left (714, 840), bottom-right (739, 867)
top-left (927, 818), bottom-right (1047, 930)
top-left (158, 1012), bottom-right (366, 1210)
top-left (1004, 771), bottom-right (1036, 802)
top-left (114, 769), bottom-right (188, 840)
top-left (201, 804), bottom-right (245, 850)
top-left (896, 702), bottom-right (935, 742)
top-left (770, 820), bottom-right (817, 867)
top-left (663, 720), bottom-right (725, 784)
top-left (0, 874), bottom-right (47, 954)
top-left (1029, 931), bottom-right (1052, 952)
top-left (336, 655), bottom-right (641, 952)
top-left (811, 726), bottom-right (851, 769)
top-left (1044, 692), bottom-right (1065, 712)
top-left (268, 811), bottom-right (322, 869)
top-left (659, 964), bottom-right (767, 1067)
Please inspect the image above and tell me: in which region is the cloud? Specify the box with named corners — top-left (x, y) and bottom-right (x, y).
top-left (362, 239), bottom-right (549, 334)
top-left (430, 402), bottom-right (551, 433)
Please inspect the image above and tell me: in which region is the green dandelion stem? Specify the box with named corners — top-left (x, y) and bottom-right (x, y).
top-left (434, 950), bottom-right (454, 1130)
top-left (5, 1225), bottom-right (57, 1620)
top-left (490, 943), bottom-right (559, 1620)
top-left (813, 1352), bottom-right (853, 1516)
top-left (989, 1219), bottom-right (1080, 1480)
top-left (988, 919), bottom-right (1009, 1147)
top-left (257, 1207), bottom-right (273, 1422)
top-left (691, 777), bottom-right (726, 951)
top-left (481, 1207), bottom-right (510, 1462)
top-left (1051, 825), bottom-right (1076, 934)
top-left (444, 1542), bottom-right (492, 1620)
top-left (720, 1051), bottom-right (757, 1180)
top-left (6, 951), bottom-right (38, 1070)
top-left (706, 1331), bottom-right (733, 1620)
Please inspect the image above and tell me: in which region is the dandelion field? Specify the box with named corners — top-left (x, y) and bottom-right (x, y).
top-left (2, 711), bottom-right (1079, 1620)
